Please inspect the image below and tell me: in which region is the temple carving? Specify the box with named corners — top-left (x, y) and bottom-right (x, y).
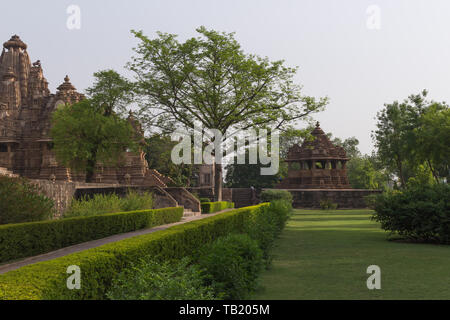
top-left (277, 122), bottom-right (351, 189)
top-left (0, 35), bottom-right (173, 187)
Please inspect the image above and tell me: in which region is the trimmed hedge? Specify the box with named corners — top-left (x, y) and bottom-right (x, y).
top-left (201, 201), bottom-right (235, 214)
top-left (0, 204), bottom-right (269, 300)
top-left (0, 207), bottom-right (183, 264)
top-left (260, 189), bottom-right (293, 203)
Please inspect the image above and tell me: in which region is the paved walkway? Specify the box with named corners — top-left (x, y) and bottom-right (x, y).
top-left (0, 210), bottom-right (232, 275)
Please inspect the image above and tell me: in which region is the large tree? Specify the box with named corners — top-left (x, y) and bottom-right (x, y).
top-left (373, 90), bottom-right (449, 187)
top-left (51, 70), bottom-right (138, 182)
top-left (128, 27), bottom-right (327, 200)
top-left (414, 104), bottom-right (450, 182)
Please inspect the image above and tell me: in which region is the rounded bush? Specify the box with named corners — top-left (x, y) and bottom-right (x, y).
top-left (372, 184), bottom-right (450, 243)
top-left (0, 176), bottom-right (54, 224)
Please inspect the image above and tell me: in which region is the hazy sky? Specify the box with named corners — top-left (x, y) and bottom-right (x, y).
top-left (2, 0), bottom-right (450, 154)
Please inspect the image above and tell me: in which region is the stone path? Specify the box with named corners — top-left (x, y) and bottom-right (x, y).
top-left (0, 209), bottom-right (232, 275)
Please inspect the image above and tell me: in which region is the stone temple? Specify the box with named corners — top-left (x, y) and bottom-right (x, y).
top-left (277, 122), bottom-right (351, 189)
top-left (0, 35), bottom-right (173, 186)
top-left (276, 122), bottom-right (380, 208)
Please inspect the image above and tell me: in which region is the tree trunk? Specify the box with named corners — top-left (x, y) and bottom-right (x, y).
top-left (214, 163), bottom-right (222, 201)
top-left (397, 157), bottom-right (406, 188)
top-left (85, 148), bottom-right (98, 183)
top-left (427, 159), bottom-right (440, 183)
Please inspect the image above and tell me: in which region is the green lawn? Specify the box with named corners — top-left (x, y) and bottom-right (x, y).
top-left (252, 209), bottom-right (450, 300)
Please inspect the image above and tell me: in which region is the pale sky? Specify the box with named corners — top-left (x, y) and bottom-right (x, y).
top-left (2, 0), bottom-right (450, 154)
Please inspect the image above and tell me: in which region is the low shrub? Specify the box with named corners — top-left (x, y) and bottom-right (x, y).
top-left (319, 199), bottom-right (338, 210)
top-left (196, 233), bottom-right (263, 300)
top-left (0, 207), bottom-right (183, 263)
top-left (260, 189), bottom-right (292, 203)
top-left (107, 257), bottom-right (215, 300)
top-left (65, 190), bottom-right (153, 218)
top-left (0, 176), bottom-right (54, 224)
top-left (201, 201), bottom-right (234, 214)
top-left (372, 184), bottom-right (450, 243)
top-left (0, 204), bottom-right (269, 300)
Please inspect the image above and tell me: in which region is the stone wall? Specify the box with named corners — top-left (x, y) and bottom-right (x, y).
top-left (30, 179), bottom-right (77, 217)
top-left (276, 189), bottom-right (382, 209)
top-left (187, 187), bottom-right (257, 208)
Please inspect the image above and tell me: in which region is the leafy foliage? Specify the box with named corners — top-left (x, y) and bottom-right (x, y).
top-left (244, 199), bottom-right (292, 265)
top-left (65, 190), bottom-right (153, 218)
top-left (196, 233), bottom-right (264, 300)
top-left (0, 176), bottom-right (54, 224)
top-left (85, 69), bottom-right (134, 117)
top-left (225, 152), bottom-right (281, 188)
top-left (346, 156), bottom-right (387, 190)
top-left (372, 184), bottom-right (450, 243)
top-left (107, 257), bottom-right (215, 300)
top-left (50, 99), bottom-right (138, 182)
top-left (319, 199), bottom-right (338, 210)
top-left (145, 134), bottom-right (197, 186)
top-left (128, 26), bottom-right (327, 199)
top-left (373, 90), bottom-right (449, 187)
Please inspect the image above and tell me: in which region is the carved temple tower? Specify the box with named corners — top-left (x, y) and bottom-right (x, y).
top-left (0, 35), bottom-right (172, 187)
top-left (277, 122), bottom-right (351, 189)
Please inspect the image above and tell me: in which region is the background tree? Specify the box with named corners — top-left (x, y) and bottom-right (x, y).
top-left (327, 133), bottom-right (388, 189)
top-left (329, 135), bottom-right (361, 159)
top-left (51, 70), bottom-right (138, 182)
top-left (128, 27), bottom-right (327, 200)
top-left (145, 134), bottom-right (197, 186)
top-left (86, 69), bottom-right (134, 117)
top-left (51, 100), bottom-right (137, 182)
top-left (373, 90), bottom-right (449, 187)
top-left (346, 155), bottom-right (388, 190)
top-left (414, 104), bottom-right (449, 182)
top-left (224, 150), bottom-right (282, 189)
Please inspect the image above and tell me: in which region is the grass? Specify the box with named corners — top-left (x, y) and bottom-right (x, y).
top-left (252, 209), bottom-right (450, 300)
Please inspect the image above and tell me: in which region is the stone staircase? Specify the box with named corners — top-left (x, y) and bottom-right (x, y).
top-left (183, 208), bottom-right (196, 218)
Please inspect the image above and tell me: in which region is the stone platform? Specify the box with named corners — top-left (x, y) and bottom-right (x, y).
top-left (275, 189), bottom-right (382, 209)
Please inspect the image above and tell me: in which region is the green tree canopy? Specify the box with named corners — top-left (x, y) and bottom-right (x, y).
top-left (50, 99), bottom-right (137, 182)
top-left (373, 90), bottom-right (449, 187)
top-left (51, 70), bottom-right (138, 182)
top-left (128, 26), bottom-right (328, 200)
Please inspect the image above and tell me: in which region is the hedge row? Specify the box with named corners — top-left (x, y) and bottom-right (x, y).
top-left (201, 201), bottom-right (235, 214)
top-left (0, 204), bottom-right (269, 300)
top-left (0, 207), bottom-right (184, 263)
